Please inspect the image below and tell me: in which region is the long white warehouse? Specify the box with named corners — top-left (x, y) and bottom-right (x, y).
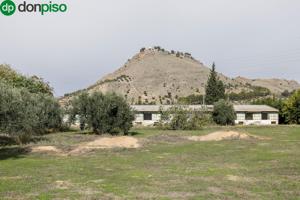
top-left (131, 105), bottom-right (279, 126)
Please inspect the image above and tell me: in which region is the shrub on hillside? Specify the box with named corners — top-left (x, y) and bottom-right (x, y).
top-left (228, 86), bottom-right (271, 101)
top-left (178, 94), bottom-right (204, 105)
top-left (212, 99), bottom-right (235, 125)
top-left (140, 47), bottom-right (146, 52)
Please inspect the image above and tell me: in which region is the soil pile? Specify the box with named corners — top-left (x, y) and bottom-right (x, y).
top-left (187, 131), bottom-right (266, 141)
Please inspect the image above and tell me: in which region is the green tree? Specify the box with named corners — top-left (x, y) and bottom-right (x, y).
top-left (168, 107), bottom-right (189, 130)
top-left (252, 97), bottom-right (286, 124)
top-left (106, 93), bottom-right (135, 134)
top-left (0, 81), bottom-right (62, 144)
top-left (0, 64), bottom-right (53, 95)
top-left (212, 99), bottom-right (235, 125)
top-left (70, 92), bottom-right (134, 135)
top-left (69, 92), bottom-right (89, 130)
top-left (283, 90), bottom-right (300, 124)
top-left (205, 63), bottom-right (225, 104)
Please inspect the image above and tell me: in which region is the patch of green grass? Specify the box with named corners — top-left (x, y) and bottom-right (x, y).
top-left (0, 126), bottom-right (300, 199)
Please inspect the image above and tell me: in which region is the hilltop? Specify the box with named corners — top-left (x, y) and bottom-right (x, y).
top-left (61, 47), bottom-right (300, 105)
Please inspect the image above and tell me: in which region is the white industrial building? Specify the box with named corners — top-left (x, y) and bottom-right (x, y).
top-left (131, 105), bottom-right (279, 126)
top-left (234, 105), bottom-right (279, 125)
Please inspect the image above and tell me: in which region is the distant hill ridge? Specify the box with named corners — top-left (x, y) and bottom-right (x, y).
top-left (61, 47), bottom-right (300, 105)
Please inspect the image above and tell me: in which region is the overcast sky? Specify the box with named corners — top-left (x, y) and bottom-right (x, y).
top-left (0, 0), bottom-right (300, 96)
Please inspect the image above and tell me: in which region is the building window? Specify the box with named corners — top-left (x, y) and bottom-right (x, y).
top-left (245, 113), bottom-right (253, 120)
top-left (253, 113), bottom-right (262, 120)
top-left (262, 113), bottom-right (268, 120)
top-left (269, 113), bottom-right (278, 121)
top-left (143, 113), bottom-right (152, 120)
top-left (236, 113), bottom-right (245, 120)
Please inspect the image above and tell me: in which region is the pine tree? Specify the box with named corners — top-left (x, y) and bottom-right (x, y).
top-left (205, 63), bottom-right (225, 104)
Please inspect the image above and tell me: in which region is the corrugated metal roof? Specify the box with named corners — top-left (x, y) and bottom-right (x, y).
top-left (131, 105), bottom-right (278, 113)
top-left (131, 105), bottom-right (214, 112)
top-left (233, 105), bottom-right (279, 112)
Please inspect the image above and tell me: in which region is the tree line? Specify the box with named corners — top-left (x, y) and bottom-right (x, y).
top-left (1, 63), bottom-right (299, 144)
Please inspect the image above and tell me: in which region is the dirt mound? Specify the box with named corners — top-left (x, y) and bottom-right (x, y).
top-left (187, 131), bottom-right (265, 142)
top-left (30, 136), bottom-right (140, 156)
top-left (31, 146), bottom-right (62, 153)
top-left (69, 136), bottom-right (140, 155)
top-left (54, 180), bottom-right (73, 189)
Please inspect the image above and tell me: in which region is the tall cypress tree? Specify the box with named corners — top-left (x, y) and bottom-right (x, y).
top-left (205, 63), bottom-right (225, 104)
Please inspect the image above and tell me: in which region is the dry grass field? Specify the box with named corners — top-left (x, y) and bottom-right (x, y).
top-left (0, 126), bottom-right (300, 199)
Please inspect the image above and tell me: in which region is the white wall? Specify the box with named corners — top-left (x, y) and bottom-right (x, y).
top-left (133, 113), bottom-right (161, 126)
top-left (235, 112), bottom-right (278, 125)
top-left (133, 112), bottom-right (279, 126)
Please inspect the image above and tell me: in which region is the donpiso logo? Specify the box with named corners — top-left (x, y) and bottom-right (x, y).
top-left (0, 0), bottom-right (67, 16)
top-left (0, 0), bottom-right (16, 16)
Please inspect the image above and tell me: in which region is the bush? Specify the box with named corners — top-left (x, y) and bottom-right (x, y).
top-left (187, 112), bottom-right (213, 130)
top-left (140, 47), bottom-right (146, 52)
top-left (212, 99), bottom-right (235, 125)
top-left (283, 90), bottom-right (300, 124)
top-left (281, 90), bottom-right (291, 97)
top-left (168, 107), bottom-right (189, 130)
top-left (70, 92), bottom-right (134, 135)
top-left (178, 94), bottom-right (204, 105)
top-left (159, 106), bottom-right (211, 130)
top-left (228, 86), bottom-right (271, 101)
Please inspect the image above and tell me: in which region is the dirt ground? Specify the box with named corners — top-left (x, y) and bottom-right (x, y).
top-left (69, 136), bottom-right (140, 155)
top-left (31, 146), bottom-right (62, 153)
top-left (30, 136), bottom-right (140, 155)
top-left (187, 131), bottom-right (267, 142)
top-left (30, 131), bottom-right (267, 155)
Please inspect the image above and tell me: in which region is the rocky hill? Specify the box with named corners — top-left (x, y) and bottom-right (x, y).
top-left (61, 47), bottom-right (300, 105)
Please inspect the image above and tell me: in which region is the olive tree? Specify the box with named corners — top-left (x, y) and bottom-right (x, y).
top-left (0, 82), bottom-right (62, 143)
top-left (70, 92), bottom-right (134, 135)
top-left (212, 99), bottom-right (235, 125)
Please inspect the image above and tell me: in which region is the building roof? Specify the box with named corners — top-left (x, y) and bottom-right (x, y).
top-left (233, 105), bottom-right (279, 112)
top-left (131, 104), bottom-right (278, 113)
top-left (131, 105), bottom-right (214, 112)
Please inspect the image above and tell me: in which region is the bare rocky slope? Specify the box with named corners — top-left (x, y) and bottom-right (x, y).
top-left (61, 48), bottom-right (300, 105)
